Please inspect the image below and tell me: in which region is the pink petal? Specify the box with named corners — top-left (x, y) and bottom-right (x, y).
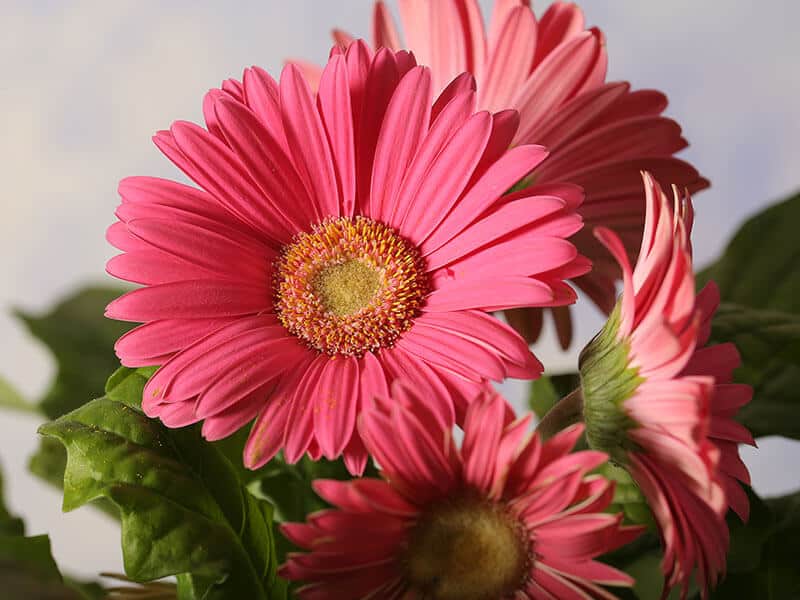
top-left (414, 310), bottom-right (541, 378)
top-left (370, 66), bottom-right (432, 222)
top-left (105, 279), bottom-right (270, 321)
top-left (106, 249), bottom-right (212, 287)
top-left (424, 276), bottom-right (555, 312)
top-left (213, 96), bottom-right (317, 233)
top-left (353, 48), bottom-right (400, 215)
top-left (159, 122), bottom-right (291, 244)
top-left (398, 327), bottom-right (505, 382)
top-left (480, 6), bottom-right (537, 112)
top-left (312, 356), bottom-right (361, 460)
top-left (200, 387), bottom-right (266, 441)
top-left (114, 318), bottom-right (233, 367)
top-left (424, 194), bottom-right (566, 268)
top-left (399, 110), bottom-right (493, 243)
top-left (533, 1), bottom-right (586, 67)
top-left (422, 144), bottom-right (548, 253)
top-left (196, 334), bottom-right (307, 418)
top-left (372, 1), bottom-right (401, 50)
top-left (284, 356), bottom-right (330, 463)
top-left (280, 63), bottom-right (339, 218)
top-left (241, 66), bottom-right (287, 149)
top-left (317, 55), bottom-right (356, 216)
top-left (126, 216), bottom-right (271, 281)
top-left (513, 31), bottom-right (602, 144)
top-left (244, 362), bottom-right (311, 469)
top-left (461, 392), bottom-right (509, 492)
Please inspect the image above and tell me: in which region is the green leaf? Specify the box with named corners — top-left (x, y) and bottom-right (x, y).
top-left (39, 396), bottom-right (280, 599)
top-left (10, 288), bottom-right (132, 508)
top-left (617, 550), bottom-right (692, 600)
top-left (105, 365), bottom-right (158, 410)
top-left (698, 191), bottom-right (800, 313)
top-left (0, 376), bottom-right (35, 414)
top-left (0, 463), bottom-right (24, 536)
top-left (0, 534), bottom-right (91, 599)
top-left (14, 286), bottom-right (132, 420)
top-left (709, 303), bottom-right (800, 439)
top-left (710, 490), bottom-right (800, 599)
top-left (0, 534), bottom-right (62, 582)
top-left (528, 376), bottom-right (559, 419)
top-left (724, 488), bottom-right (772, 574)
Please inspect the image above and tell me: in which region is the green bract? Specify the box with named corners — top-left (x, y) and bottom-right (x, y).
top-left (579, 303), bottom-right (643, 465)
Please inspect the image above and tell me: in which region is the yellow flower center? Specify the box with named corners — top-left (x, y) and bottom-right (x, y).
top-left (312, 259), bottom-right (382, 317)
top-left (274, 216), bottom-right (428, 356)
top-left (405, 498), bottom-right (530, 600)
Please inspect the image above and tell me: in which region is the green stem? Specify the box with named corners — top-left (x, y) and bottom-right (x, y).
top-left (535, 387), bottom-right (584, 440)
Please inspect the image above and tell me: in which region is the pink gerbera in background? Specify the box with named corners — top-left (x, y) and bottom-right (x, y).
top-left (575, 173), bottom-right (753, 597)
top-left (105, 42), bottom-right (587, 474)
top-left (281, 383), bottom-right (641, 599)
top-left (301, 0), bottom-right (709, 348)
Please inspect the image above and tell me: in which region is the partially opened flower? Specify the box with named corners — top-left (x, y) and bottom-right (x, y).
top-left (302, 0), bottom-right (709, 348)
top-left (574, 173), bottom-right (753, 597)
top-left (105, 42), bottom-right (587, 474)
top-left (281, 384), bottom-right (641, 599)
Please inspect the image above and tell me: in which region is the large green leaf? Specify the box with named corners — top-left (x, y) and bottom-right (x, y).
top-left (39, 396), bottom-right (281, 599)
top-left (709, 490), bottom-right (800, 599)
top-left (0, 534), bottom-right (84, 600)
top-left (697, 191), bottom-right (800, 313)
top-left (0, 376), bottom-right (35, 414)
top-left (14, 286), bottom-right (131, 420)
top-left (7, 287), bottom-right (132, 510)
top-left (709, 303), bottom-right (800, 439)
top-left (0, 463), bottom-right (24, 536)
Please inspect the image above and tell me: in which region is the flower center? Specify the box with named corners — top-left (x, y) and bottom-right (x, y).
top-left (405, 498), bottom-right (530, 600)
top-left (274, 216), bottom-right (428, 356)
top-left (312, 259), bottom-right (382, 316)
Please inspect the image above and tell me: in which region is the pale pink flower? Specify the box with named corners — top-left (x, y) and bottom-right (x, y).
top-left (580, 173), bottom-right (753, 597)
top-left (301, 0), bottom-right (709, 348)
top-left (281, 384), bottom-right (641, 599)
top-left (106, 43), bottom-right (587, 474)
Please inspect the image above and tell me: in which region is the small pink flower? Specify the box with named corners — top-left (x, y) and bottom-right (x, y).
top-left (106, 43), bottom-right (587, 474)
top-left (301, 0), bottom-right (709, 348)
top-left (281, 384), bottom-right (641, 599)
top-left (580, 173), bottom-right (754, 597)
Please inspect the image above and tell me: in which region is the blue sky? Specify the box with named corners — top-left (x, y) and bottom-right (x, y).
top-left (1, 0), bottom-right (798, 579)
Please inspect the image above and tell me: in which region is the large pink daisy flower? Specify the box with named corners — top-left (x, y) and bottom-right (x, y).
top-left (576, 173), bottom-right (753, 597)
top-left (105, 42), bottom-right (587, 474)
top-left (281, 383), bottom-right (641, 599)
top-left (300, 0), bottom-right (709, 348)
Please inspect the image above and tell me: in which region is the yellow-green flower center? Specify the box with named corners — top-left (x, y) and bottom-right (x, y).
top-left (312, 259), bottom-right (382, 317)
top-left (274, 216), bottom-right (428, 356)
top-left (405, 498), bottom-right (530, 600)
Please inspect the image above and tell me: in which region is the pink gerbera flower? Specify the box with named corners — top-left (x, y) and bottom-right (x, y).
top-left (301, 0), bottom-right (709, 348)
top-left (281, 383), bottom-right (641, 599)
top-left (105, 42), bottom-right (587, 474)
top-left (574, 173), bottom-right (753, 597)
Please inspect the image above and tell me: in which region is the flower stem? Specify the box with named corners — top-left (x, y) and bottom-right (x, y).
top-left (535, 387), bottom-right (584, 439)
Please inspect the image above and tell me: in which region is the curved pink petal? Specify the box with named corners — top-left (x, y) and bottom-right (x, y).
top-left (280, 64), bottom-right (339, 218)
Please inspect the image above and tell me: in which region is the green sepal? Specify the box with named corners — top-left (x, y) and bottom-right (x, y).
top-left (579, 303), bottom-right (642, 463)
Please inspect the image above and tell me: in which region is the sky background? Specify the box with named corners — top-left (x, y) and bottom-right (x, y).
top-left (1, 0), bottom-right (799, 581)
